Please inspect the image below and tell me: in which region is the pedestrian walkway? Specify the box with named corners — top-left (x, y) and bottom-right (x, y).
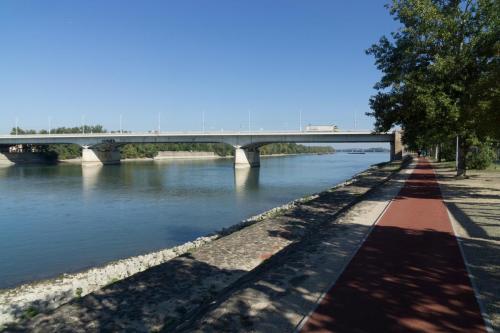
top-left (301, 159), bottom-right (487, 333)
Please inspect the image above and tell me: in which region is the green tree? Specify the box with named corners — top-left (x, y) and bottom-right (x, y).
top-left (9, 125), bottom-right (107, 160)
top-left (10, 127), bottom-right (36, 135)
top-left (367, 0), bottom-right (499, 176)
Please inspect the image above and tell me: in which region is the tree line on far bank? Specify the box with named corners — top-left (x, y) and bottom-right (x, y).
top-left (367, 0), bottom-right (499, 175)
top-left (9, 126), bottom-right (334, 160)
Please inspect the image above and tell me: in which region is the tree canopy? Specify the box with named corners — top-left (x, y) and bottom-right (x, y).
top-left (367, 0), bottom-right (499, 174)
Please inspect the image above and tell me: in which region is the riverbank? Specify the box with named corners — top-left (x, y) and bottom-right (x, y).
top-left (1, 157), bottom-right (409, 331)
top-left (0, 151), bottom-right (293, 165)
top-left (58, 151), bottom-right (225, 163)
top-left (56, 151), bottom-right (333, 163)
top-left (154, 151), bottom-right (220, 160)
top-left (1, 153), bottom-right (389, 291)
top-left (0, 153), bottom-right (53, 165)
top-left (261, 152), bottom-right (333, 158)
top-left (0, 151), bottom-right (321, 166)
top-left (124, 152), bottom-right (333, 162)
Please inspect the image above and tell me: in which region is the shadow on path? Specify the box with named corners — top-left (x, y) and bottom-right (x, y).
top-left (302, 159), bottom-right (487, 333)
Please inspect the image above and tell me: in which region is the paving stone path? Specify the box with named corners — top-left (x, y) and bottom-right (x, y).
top-left (175, 162), bottom-right (412, 332)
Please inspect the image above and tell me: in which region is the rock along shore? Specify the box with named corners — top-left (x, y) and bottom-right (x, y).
top-left (0, 189), bottom-right (314, 326)
top-left (1, 157), bottom-right (410, 332)
top-left (0, 159), bottom-right (359, 326)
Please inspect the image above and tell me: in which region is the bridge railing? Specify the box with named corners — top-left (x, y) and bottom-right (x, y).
top-left (0, 130), bottom-right (379, 138)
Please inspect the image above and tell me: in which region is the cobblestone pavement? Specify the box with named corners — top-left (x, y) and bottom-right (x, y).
top-left (5, 159), bottom-right (409, 332)
top-left (175, 163), bottom-right (413, 332)
top-left (435, 164), bottom-right (500, 332)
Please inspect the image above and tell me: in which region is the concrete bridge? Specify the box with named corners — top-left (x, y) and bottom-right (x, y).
top-left (0, 131), bottom-right (402, 168)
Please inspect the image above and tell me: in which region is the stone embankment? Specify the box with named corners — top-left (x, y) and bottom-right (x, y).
top-left (63, 151), bottom-right (224, 163)
top-left (2, 151), bottom-right (332, 165)
top-left (0, 197), bottom-right (308, 326)
top-left (0, 177), bottom-right (332, 326)
top-left (153, 151), bottom-right (221, 160)
top-left (2, 158), bottom-right (410, 332)
top-left (0, 153), bottom-right (52, 165)
top-left (0, 236), bottom-right (216, 325)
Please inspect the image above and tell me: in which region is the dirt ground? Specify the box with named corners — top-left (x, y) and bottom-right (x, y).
top-left (435, 162), bottom-right (500, 332)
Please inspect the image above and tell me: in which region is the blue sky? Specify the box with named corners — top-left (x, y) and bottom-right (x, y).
top-left (0, 1), bottom-right (398, 136)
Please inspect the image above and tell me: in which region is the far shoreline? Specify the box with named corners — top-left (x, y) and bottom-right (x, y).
top-left (59, 151), bottom-right (337, 163)
top-left (1, 151), bottom-right (391, 166)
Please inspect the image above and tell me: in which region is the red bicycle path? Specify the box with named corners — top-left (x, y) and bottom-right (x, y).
top-left (301, 158), bottom-right (487, 333)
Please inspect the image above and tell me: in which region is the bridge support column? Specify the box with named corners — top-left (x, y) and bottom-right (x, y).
top-left (82, 147), bottom-right (121, 165)
top-left (234, 147), bottom-right (260, 168)
top-left (390, 131), bottom-right (403, 161)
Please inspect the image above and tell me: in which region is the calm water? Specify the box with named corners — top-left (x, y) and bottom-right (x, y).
top-left (0, 153), bottom-right (387, 289)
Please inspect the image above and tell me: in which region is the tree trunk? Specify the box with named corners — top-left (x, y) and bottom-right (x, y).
top-left (456, 136), bottom-right (468, 177)
top-left (438, 143), bottom-right (442, 162)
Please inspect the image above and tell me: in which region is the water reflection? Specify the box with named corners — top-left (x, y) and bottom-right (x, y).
top-left (82, 164), bottom-right (103, 195)
top-left (0, 153), bottom-right (389, 288)
top-left (121, 162), bottom-right (166, 192)
top-left (234, 167), bottom-right (260, 194)
top-left (0, 164), bottom-right (12, 178)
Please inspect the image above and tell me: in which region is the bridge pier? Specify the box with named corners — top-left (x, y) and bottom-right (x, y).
top-left (82, 147), bottom-right (121, 165)
top-left (390, 131), bottom-right (403, 161)
top-left (234, 147), bottom-right (260, 168)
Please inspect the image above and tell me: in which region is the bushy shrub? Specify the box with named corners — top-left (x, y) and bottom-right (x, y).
top-left (48, 144), bottom-right (81, 160)
top-left (466, 143), bottom-right (496, 170)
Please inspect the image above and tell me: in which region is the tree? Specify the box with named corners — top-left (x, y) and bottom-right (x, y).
top-left (10, 128), bottom-right (36, 135)
top-left (367, 0), bottom-right (499, 176)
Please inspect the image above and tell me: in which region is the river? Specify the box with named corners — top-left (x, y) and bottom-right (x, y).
top-left (0, 152), bottom-right (387, 289)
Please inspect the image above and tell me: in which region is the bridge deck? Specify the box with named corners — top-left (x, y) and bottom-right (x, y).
top-left (0, 131), bottom-right (394, 147)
